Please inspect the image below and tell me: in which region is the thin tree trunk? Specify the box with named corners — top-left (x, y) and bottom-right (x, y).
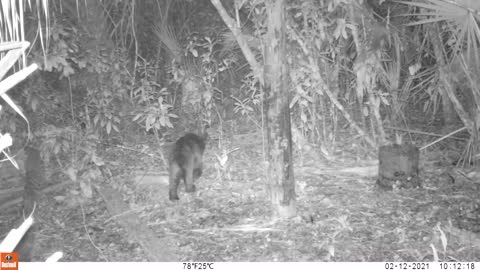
top-left (263, 0), bottom-right (296, 218)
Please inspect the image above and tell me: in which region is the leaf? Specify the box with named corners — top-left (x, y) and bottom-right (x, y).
top-left (363, 106), bottom-right (369, 116)
top-left (62, 64), bottom-right (75, 77)
top-left (54, 144), bottom-right (61, 155)
top-left (146, 115), bottom-right (155, 129)
top-left (53, 196), bottom-right (65, 202)
top-left (290, 95), bottom-right (300, 108)
top-left (66, 167), bottom-right (77, 182)
top-left (301, 112), bottom-right (307, 123)
top-left (92, 155), bottom-right (105, 166)
top-left (409, 63), bottom-right (421, 75)
top-left (333, 19), bottom-right (346, 40)
top-left (430, 243), bottom-right (439, 262)
top-left (304, 95), bottom-right (314, 103)
top-left (106, 121), bottom-right (112, 134)
top-left (436, 223), bottom-right (448, 254)
top-left (94, 114), bottom-right (100, 125)
top-left (328, 1), bottom-right (334, 12)
top-left (380, 95), bottom-right (390, 106)
top-left (191, 49), bottom-right (198, 57)
top-left (31, 97), bottom-right (39, 112)
top-left (79, 179), bottom-right (93, 198)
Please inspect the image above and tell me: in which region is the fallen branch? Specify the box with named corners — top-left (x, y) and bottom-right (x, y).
top-left (420, 127), bottom-right (468, 151)
top-left (385, 126), bottom-right (467, 141)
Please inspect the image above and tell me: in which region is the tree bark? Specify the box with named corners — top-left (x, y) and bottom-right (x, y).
top-left (263, 0), bottom-right (296, 218)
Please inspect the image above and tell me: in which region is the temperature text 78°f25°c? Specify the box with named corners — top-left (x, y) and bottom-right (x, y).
top-left (183, 262), bottom-right (215, 270)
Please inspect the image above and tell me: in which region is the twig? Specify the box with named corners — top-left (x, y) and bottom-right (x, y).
top-left (385, 126), bottom-right (467, 141)
top-left (80, 203), bottom-right (108, 261)
top-left (420, 127), bottom-right (468, 151)
top-left (95, 139), bottom-right (167, 160)
top-left (103, 206), bottom-right (150, 224)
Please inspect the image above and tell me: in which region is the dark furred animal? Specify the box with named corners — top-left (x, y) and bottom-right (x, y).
top-left (169, 133), bottom-right (207, 200)
top-left (16, 147), bottom-right (44, 261)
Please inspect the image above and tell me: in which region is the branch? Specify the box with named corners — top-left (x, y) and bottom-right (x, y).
top-left (210, 0), bottom-right (264, 85)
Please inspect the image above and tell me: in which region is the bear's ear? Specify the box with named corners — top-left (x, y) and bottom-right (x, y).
top-left (200, 124), bottom-right (210, 141)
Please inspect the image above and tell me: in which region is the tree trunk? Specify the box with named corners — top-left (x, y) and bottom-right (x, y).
top-left (263, 0), bottom-right (296, 218)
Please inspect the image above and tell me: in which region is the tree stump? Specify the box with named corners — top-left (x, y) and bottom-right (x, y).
top-left (377, 144), bottom-right (421, 190)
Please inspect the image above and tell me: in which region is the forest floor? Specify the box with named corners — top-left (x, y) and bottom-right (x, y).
top-left (1, 117), bottom-right (480, 261)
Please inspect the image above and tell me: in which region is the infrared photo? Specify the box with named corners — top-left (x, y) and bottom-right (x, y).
top-left (1, 0), bottom-right (480, 264)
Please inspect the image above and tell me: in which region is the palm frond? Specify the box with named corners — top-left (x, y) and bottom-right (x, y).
top-left (154, 22), bottom-right (182, 63)
top-left (0, 0), bottom-right (49, 57)
top-left (397, 0), bottom-right (480, 68)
